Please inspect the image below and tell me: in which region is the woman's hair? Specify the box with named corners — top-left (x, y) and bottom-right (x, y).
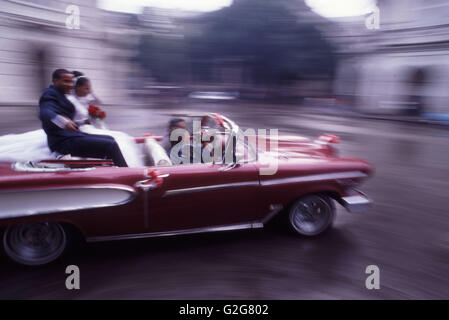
top-left (72, 70), bottom-right (84, 77)
top-left (72, 70), bottom-right (89, 87)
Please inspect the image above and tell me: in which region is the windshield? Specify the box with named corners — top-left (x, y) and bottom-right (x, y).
top-left (235, 128), bottom-right (258, 164)
top-left (167, 113), bottom-right (257, 165)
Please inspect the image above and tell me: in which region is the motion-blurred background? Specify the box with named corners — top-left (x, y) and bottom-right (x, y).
top-left (1, 0), bottom-right (449, 300)
top-left (1, 0), bottom-right (448, 122)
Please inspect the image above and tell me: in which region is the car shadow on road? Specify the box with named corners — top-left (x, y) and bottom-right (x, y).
top-left (0, 225), bottom-right (364, 299)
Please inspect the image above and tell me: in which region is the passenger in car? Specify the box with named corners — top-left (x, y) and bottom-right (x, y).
top-left (161, 118), bottom-right (193, 164)
top-left (161, 118), bottom-right (188, 154)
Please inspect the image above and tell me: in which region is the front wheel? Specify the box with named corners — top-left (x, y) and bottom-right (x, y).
top-left (3, 222), bottom-right (67, 266)
top-left (287, 194), bottom-right (335, 236)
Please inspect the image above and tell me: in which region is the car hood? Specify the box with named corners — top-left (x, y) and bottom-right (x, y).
top-left (253, 134), bottom-right (373, 179)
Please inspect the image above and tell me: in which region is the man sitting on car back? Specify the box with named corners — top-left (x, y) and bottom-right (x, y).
top-left (38, 69), bottom-right (128, 167)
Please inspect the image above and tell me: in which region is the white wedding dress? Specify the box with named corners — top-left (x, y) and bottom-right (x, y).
top-left (0, 129), bottom-right (54, 163)
top-left (0, 94), bottom-right (145, 167)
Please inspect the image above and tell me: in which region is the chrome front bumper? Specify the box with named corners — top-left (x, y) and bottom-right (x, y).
top-left (341, 190), bottom-right (372, 213)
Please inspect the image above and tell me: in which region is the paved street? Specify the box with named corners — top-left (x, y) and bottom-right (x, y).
top-left (0, 100), bottom-right (448, 299)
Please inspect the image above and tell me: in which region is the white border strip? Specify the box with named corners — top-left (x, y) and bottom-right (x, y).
top-left (261, 171), bottom-right (367, 186)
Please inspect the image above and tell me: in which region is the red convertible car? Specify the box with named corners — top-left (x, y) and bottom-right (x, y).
top-left (0, 113), bottom-right (373, 266)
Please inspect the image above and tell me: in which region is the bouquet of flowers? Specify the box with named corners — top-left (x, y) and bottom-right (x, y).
top-left (88, 105), bottom-right (106, 119)
top-left (88, 105), bottom-right (107, 129)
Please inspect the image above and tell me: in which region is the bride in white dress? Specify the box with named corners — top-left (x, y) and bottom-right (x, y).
top-left (0, 73), bottom-right (144, 167)
top-left (65, 74), bottom-right (144, 167)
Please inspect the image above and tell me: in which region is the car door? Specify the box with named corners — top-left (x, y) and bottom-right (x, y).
top-left (142, 162), bottom-right (262, 233)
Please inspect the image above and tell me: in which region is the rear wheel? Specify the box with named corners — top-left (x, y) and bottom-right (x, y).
top-left (3, 222), bottom-right (67, 266)
top-left (287, 194), bottom-right (335, 236)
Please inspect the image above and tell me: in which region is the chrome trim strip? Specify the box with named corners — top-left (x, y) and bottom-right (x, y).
top-left (0, 185), bottom-right (137, 220)
top-left (0, 185), bottom-right (136, 195)
top-left (163, 181), bottom-right (259, 197)
top-left (260, 171), bottom-right (367, 186)
top-left (143, 188), bottom-right (150, 230)
top-left (261, 204), bottom-right (283, 224)
top-left (143, 168), bottom-right (170, 179)
top-left (341, 194), bottom-right (372, 213)
top-left (87, 222), bottom-right (264, 242)
top-left (12, 162), bottom-right (96, 172)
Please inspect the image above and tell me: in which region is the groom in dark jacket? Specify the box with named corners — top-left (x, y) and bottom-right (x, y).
top-left (39, 69), bottom-right (127, 166)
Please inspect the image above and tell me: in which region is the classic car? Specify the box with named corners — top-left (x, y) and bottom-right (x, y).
top-left (0, 113), bottom-right (373, 266)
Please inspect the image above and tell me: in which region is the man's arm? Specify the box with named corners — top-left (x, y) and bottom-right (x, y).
top-left (39, 93), bottom-right (78, 131)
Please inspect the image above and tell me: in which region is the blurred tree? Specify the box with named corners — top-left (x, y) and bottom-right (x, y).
top-left (137, 34), bottom-right (188, 83)
top-left (187, 0), bottom-right (336, 86)
top-left (136, 0), bottom-right (337, 86)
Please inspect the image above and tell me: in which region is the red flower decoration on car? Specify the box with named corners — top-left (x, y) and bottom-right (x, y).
top-left (98, 111), bottom-right (106, 119)
top-left (88, 105), bottom-right (106, 119)
top-left (146, 169), bottom-right (163, 188)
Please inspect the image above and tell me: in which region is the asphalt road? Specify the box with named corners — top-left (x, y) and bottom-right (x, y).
top-left (0, 99), bottom-right (448, 299)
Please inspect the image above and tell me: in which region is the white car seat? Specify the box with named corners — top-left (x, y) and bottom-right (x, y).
top-left (144, 137), bottom-right (172, 166)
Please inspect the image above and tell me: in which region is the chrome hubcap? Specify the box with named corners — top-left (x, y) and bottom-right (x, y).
top-left (290, 196), bottom-right (332, 235)
top-left (3, 223), bottom-right (66, 265)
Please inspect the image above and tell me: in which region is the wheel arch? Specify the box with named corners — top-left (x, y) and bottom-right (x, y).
top-left (265, 189), bottom-right (339, 226)
top-left (291, 189), bottom-right (336, 207)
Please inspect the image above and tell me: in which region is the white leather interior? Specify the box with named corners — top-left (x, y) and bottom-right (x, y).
top-left (144, 138), bottom-right (172, 166)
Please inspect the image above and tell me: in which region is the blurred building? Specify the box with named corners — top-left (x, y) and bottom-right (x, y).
top-left (0, 0), bottom-right (136, 105)
top-left (334, 0), bottom-right (449, 117)
top-left (173, 0), bottom-right (339, 96)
